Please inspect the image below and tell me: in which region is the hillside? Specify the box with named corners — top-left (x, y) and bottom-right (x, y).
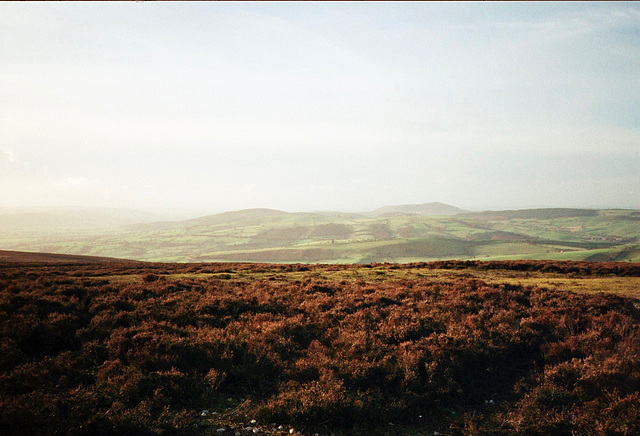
top-left (184, 208), bottom-right (292, 227)
top-left (0, 249), bottom-right (134, 264)
top-left (461, 208), bottom-right (599, 220)
top-left (0, 206), bottom-right (639, 263)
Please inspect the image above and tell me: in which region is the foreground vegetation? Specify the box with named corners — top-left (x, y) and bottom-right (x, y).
top-left (1, 259), bottom-right (640, 435)
top-left (1, 207), bottom-right (639, 263)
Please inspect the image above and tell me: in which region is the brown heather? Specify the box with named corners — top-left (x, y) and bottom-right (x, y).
top-left (0, 260), bottom-right (639, 435)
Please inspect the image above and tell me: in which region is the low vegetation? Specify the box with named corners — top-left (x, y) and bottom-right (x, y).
top-left (1, 259), bottom-right (640, 434)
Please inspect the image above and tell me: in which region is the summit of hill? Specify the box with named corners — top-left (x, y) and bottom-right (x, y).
top-left (368, 202), bottom-right (468, 217)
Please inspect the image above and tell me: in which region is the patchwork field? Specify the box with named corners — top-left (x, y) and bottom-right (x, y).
top-left (0, 207), bottom-right (639, 263)
top-left (1, 258), bottom-right (639, 435)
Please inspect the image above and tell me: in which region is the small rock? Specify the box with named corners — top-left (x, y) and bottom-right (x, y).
top-left (490, 399), bottom-right (495, 405)
top-left (388, 422), bottom-right (394, 426)
top-left (235, 433), bottom-right (241, 436)
top-left (278, 425), bottom-right (284, 430)
top-left (253, 428), bottom-right (260, 434)
top-left (289, 429), bottom-right (295, 434)
top-left (216, 429), bottom-right (226, 434)
top-left (250, 420), bottom-right (257, 425)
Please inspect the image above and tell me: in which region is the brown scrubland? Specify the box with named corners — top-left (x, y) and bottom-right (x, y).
top-left (1, 259), bottom-right (639, 435)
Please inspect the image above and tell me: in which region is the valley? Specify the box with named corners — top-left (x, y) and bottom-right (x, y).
top-left (1, 205), bottom-right (638, 263)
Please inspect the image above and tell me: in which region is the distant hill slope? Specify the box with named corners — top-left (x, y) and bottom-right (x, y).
top-left (0, 249), bottom-right (134, 263)
top-left (369, 202), bottom-right (468, 217)
top-left (1, 206), bottom-right (639, 263)
top-left (128, 208), bottom-right (295, 232)
top-left (184, 208), bottom-right (292, 226)
top-left (462, 208), bottom-right (599, 220)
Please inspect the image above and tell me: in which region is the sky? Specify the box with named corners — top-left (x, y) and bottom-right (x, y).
top-left (1, 2), bottom-right (639, 216)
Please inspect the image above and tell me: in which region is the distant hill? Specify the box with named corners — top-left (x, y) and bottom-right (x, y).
top-left (0, 249), bottom-right (134, 263)
top-left (184, 208), bottom-right (291, 227)
top-left (462, 208), bottom-right (599, 221)
top-left (368, 202), bottom-right (468, 217)
top-left (130, 208), bottom-right (294, 232)
top-left (1, 206), bottom-right (638, 263)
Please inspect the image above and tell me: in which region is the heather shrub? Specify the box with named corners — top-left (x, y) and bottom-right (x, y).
top-left (1, 261), bottom-right (639, 434)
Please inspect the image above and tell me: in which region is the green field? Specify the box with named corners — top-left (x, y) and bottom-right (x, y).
top-left (1, 207), bottom-right (639, 263)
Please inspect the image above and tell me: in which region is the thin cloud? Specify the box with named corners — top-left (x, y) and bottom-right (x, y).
top-left (0, 3), bottom-right (638, 213)
top-left (0, 150), bottom-right (148, 209)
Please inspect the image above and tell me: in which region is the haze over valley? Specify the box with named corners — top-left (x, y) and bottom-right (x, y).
top-left (1, 203), bottom-right (638, 263)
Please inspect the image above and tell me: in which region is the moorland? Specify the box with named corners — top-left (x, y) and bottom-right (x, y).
top-left (1, 255), bottom-right (639, 435)
top-left (0, 204), bottom-right (639, 263)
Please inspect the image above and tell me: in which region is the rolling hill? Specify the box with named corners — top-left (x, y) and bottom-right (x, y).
top-left (0, 204), bottom-right (638, 263)
top-left (368, 201), bottom-right (468, 217)
top-left (0, 249), bottom-right (135, 263)
top-left (460, 208), bottom-right (599, 220)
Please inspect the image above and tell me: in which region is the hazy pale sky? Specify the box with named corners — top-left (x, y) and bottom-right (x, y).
top-left (1, 2), bottom-right (639, 215)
